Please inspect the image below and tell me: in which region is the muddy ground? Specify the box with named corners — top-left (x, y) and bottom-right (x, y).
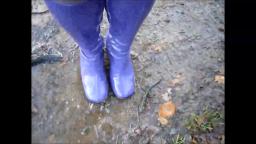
top-left (32, 0), bottom-right (224, 143)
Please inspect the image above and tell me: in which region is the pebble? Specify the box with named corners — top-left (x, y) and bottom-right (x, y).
top-left (134, 127), bottom-right (141, 135)
top-left (100, 105), bottom-right (104, 111)
top-left (162, 93), bottom-right (170, 101)
top-left (167, 88), bottom-right (172, 95)
top-left (169, 128), bottom-right (177, 135)
top-left (32, 104), bottom-right (38, 113)
top-left (105, 108), bottom-right (110, 113)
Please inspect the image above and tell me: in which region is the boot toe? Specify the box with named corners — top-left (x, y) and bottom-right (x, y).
top-left (111, 75), bottom-right (135, 99)
top-left (82, 75), bottom-right (108, 103)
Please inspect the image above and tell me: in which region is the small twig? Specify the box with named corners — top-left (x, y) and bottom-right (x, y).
top-left (138, 79), bottom-right (162, 113)
top-left (32, 54), bottom-right (63, 67)
top-left (89, 103), bottom-right (94, 110)
top-left (94, 125), bottom-right (99, 139)
top-left (32, 10), bottom-right (49, 15)
top-left (137, 106), bottom-right (141, 126)
top-left (116, 135), bottom-right (119, 144)
top-left (137, 62), bottom-right (152, 72)
top-left (100, 105), bottom-right (104, 111)
top-left (166, 53), bottom-right (173, 65)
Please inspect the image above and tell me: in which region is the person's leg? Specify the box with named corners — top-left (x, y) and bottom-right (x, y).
top-left (105, 0), bottom-right (155, 98)
top-left (44, 0), bottom-right (108, 103)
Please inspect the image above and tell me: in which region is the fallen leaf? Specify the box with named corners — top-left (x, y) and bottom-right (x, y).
top-left (195, 116), bottom-right (205, 125)
top-left (158, 101), bottom-right (176, 125)
top-left (158, 117), bottom-right (168, 125)
top-left (171, 79), bottom-right (180, 85)
top-left (169, 74), bottom-right (185, 87)
top-left (159, 101), bottom-right (176, 118)
top-left (214, 75), bottom-right (224, 84)
top-left (191, 136), bottom-right (198, 144)
top-left (154, 46), bottom-right (162, 52)
top-left (47, 134), bottom-right (55, 144)
top-left (148, 41), bottom-right (169, 53)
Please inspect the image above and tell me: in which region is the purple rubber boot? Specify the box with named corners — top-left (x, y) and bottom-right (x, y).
top-left (105, 0), bottom-right (155, 99)
top-left (44, 0), bottom-right (108, 103)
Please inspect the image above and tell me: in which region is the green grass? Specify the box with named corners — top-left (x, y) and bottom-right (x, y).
top-left (185, 106), bottom-right (223, 133)
top-left (171, 134), bottom-right (185, 144)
